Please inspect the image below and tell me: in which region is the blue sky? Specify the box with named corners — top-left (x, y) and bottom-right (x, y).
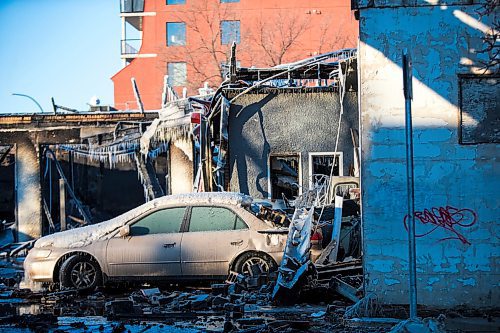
top-left (0, 0), bottom-right (120, 113)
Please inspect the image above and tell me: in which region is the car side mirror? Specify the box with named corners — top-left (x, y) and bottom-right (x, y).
top-left (119, 225), bottom-right (130, 238)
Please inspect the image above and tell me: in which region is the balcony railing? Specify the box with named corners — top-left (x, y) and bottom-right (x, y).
top-left (121, 39), bottom-right (142, 55)
top-left (120, 0), bottom-right (144, 13)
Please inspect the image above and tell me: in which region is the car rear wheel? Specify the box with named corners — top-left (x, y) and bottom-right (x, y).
top-left (234, 252), bottom-right (277, 277)
top-left (59, 254), bottom-right (101, 291)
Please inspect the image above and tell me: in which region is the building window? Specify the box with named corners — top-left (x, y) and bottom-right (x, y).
top-left (121, 0), bottom-right (144, 13)
top-left (308, 152), bottom-right (343, 188)
top-left (221, 20), bottom-right (240, 45)
top-left (269, 154), bottom-right (300, 200)
top-left (459, 75), bottom-right (499, 144)
top-left (221, 0), bottom-right (240, 2)
top-left (166, 22), bottom-right (186, 46)
top-left (167, 0), bottom-right (185, 4)
top-left (167, 62), bottom-right (187, 86)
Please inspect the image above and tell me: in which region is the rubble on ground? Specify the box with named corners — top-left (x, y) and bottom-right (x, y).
top-left (1, 258), bottom-right (496, 332)
top-left (1, 192), bottom-right (497, 332)
top-left (0, 257), bottom-right (383, 333)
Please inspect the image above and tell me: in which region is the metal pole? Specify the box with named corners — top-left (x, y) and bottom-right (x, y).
top-left (59, 178), bottom-right (66, 231)
top-left (198, 116), bottom-right (205, 192)
top-left (51, 97), bottom-right (57, 114)
top-left (70, 151), bottom-right (75, 191)
top-left (131, 77), bottom-right (145, 114)
top-left (121, 16), bottom-right (126, 67)
top-left (402, 49), bottom-right (417, 320)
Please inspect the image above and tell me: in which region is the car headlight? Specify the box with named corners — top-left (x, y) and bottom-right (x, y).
top-left (33, 249), bottom-right (52, 258)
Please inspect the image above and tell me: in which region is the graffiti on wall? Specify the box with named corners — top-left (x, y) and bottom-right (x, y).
top-left (403, 206), bottom-right (477, 245)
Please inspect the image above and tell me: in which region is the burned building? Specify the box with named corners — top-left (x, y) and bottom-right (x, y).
top-left (0, 112), bottom-right (161, 241)
top-left (204, 49), bottom-right (360, 206)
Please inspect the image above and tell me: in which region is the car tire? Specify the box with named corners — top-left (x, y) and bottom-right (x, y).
top-left (233, 252), bottom-right (277, 277)
top-left (59, 254), bottom-right (102, 291)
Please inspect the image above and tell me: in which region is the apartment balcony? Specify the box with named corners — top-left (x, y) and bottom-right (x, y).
top-left (121, 39), bottom-right (141, 55)
top-left (120, 37), bottom-right (156, 64)
top-left (119, 1), bottom-right (156, 65)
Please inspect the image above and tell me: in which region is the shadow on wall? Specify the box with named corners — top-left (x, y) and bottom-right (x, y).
top-left (230, 93), bottom-right (275, 197)
top-left (358, 2), bottom-right (499, 307)
top-left (360, 4), bottom-right (498, 128)
top-left (359, 3), bottom-right (499, 217)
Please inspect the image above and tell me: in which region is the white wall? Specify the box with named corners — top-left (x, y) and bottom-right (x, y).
top-left (358, 3), bottom-right (499, 307)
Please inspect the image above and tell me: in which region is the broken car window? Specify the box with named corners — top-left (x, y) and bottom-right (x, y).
top-left (130, 207), bottom-right (186, 236)
top-left (189, 206), bottom-right (244, 232)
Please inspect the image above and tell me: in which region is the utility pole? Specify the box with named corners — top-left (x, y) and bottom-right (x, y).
top-left (402, 49), bottom-right (418, 320)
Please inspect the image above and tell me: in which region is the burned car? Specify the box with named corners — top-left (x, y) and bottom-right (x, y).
top-left (24, 192), bottom-right (287, 290)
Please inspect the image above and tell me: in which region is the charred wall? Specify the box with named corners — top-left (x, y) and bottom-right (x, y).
top-left (227, 90), bottom-right (358, 199)
top-left (0, 150), bottom-right (14, 222)
top-left (50, 157), bottom-right (146, 224)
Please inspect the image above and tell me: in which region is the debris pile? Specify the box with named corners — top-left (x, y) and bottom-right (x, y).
top-left (0, 256), bottom-right (375, 332)
top-left (1, 254), bottom-right (497, 332)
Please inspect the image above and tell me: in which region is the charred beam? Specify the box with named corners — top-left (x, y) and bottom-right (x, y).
top-left (235, 63), bottom-right (340, 81)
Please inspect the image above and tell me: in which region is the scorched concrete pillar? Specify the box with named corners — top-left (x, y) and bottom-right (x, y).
top-left (170, 139), bottom-right (193, 194)
top-left (15, 138), bottom-right (42, 241)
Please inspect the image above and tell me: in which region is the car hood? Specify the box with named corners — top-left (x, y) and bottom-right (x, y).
top-left (35, 192), bottom-right (253, 249)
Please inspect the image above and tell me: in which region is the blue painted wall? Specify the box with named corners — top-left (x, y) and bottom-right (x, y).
top-left (358, 2), bottom-right (499, 307)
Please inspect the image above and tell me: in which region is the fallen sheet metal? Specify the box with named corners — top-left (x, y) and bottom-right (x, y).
top-left (272, 206), bottom-right (314, 299)
top-left (330, 276), bottom-right (359, 303)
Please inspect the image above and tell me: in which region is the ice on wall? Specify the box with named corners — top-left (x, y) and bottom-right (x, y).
top-left (140, 118), bottom-right (160, 156)
top-left (140, 105), bottom-right (192, 157)
top-left (35, 192), bottom-right (253, 249)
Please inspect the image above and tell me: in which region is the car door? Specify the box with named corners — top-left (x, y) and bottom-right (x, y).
top-left (181, 205), bottom-right (250, 277)
top-left (105, 206), bottom-right (186, 278)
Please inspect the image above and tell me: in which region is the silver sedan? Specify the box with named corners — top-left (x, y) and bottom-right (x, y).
top-left (24, 192), bottom-right (286, 290)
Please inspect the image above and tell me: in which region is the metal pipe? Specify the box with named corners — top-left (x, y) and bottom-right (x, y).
top-left (403, 49), bottom-right (418, 320)
top-left (131, 77), bottom-right (145, 114)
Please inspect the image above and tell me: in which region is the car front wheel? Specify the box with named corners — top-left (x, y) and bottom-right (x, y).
top-left (234, 252), bottom-right (277, 277)
top-left (59, 254), bottom-right (102, 291)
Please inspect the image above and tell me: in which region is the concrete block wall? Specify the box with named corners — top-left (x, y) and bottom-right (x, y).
top-left (358, 3), bottom-right (499, 307)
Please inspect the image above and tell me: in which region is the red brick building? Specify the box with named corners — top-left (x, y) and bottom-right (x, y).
top-left (112, 0), bottom-right (358, 110)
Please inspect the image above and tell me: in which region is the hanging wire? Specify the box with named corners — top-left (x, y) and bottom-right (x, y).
top-left (315, 57), bottom-right (352, 226)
